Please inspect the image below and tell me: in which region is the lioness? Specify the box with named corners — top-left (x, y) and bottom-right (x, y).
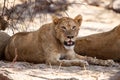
top-left (75, 24), bottom-right (120, 62)
top-left (0, 32), bottom-right (10, 59)
top-left (5, 15), bottom-right (89, 66)
top-left (5, 15), bottom-right (114, 66)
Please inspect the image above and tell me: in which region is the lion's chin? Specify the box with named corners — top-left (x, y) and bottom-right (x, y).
top-left (64, 45), bottom-right (74, 50)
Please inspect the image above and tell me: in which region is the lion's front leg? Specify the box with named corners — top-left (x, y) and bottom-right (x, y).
top-left (45, 52), bottom-right (88, 67)
top-left (46, 58), bottom-right (89, 67)
top-left (58, 59), bottom-right (88, 67)
top-left (76, 54), bottom-right (116, 66)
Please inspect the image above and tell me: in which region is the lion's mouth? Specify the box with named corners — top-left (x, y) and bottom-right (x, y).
top-left (64, 40), bottom-right (75, 46)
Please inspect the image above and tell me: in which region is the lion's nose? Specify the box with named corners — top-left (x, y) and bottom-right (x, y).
top-left (67, 36), bottom-right (74, 39)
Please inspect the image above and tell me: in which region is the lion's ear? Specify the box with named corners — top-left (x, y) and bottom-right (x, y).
top-left (74, 14), bottom-right (82, 26)
top-left (52, 16), bottom-right (59, 25)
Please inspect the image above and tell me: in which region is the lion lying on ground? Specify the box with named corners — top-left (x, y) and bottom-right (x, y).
top-left (0, 32), bottom-right (10, 59)
top-left (75, 24), bottom-right (120, 62)
top-left (5, 15), bottom-right (114, 66)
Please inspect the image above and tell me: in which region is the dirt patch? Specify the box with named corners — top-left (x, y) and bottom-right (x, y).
top-left (0, 61), bottom-right (119, 80)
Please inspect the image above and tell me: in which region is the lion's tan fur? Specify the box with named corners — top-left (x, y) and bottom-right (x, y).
top-left (5, 15), bottom-right (115, 66)
top-left (75, 24), bottom-right (120, 62)
top-left (0, 32), bottom-right (10, 59)
top-left (5, 15), bottom-right (89, 66)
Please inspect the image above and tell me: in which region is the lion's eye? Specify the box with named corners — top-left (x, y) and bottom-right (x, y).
top-left (72, 26), bottom-right (76, 30)
top-left (61, 26), bottom-right (66, 31)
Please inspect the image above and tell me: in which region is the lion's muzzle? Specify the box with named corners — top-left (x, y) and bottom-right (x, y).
top-left (64, 40), bottom-right (75, 46)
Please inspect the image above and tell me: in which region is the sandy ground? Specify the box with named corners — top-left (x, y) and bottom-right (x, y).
top-left (0, 61), bottom-right (119, 80)
top-left (0, 0), bottom-right (120, 80)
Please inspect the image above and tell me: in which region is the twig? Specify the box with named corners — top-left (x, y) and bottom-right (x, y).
top-left (12, 48), bottom-right (18, 63)
top-left (64, 11), bottom-right (69, 17)
top-left (83, 64), bottom-right (87, 71)
top-left (56, 62), bottom-right (62, 72)
top-left (10, 36), bottom-right (18, 67)
top-left (49, 62), bottom-right (53, 69)
top-left (2, 0), bottom-right (6, 16)
top-left (12, 0), bottom-right (16, 9)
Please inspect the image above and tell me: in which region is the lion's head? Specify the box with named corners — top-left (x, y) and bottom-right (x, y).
top-left (53, 15), bottom-right (82, 49)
